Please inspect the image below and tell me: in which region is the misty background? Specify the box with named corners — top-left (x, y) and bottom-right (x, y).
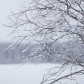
top-left (0, 0), bottom-right (23, 64)
top-left (0, 0), bottom-right (84, 84)
top-left (0, 1), bottom-right (59, 84)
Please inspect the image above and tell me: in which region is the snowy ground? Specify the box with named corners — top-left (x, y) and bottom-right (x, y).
top-left (0, 64), bottom-right (84, 84)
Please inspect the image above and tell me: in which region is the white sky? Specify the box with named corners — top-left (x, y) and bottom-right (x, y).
top-left (0, 0), bottom-right (21, 42)
top-left (0, 0), bottom-right (77, 43)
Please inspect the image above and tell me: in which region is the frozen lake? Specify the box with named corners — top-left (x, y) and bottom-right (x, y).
top-left (0, 64), bottom-right (84, 84)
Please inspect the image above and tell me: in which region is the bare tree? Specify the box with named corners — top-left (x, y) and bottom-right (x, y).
top-left (6, 0), bottom-right (84, 84)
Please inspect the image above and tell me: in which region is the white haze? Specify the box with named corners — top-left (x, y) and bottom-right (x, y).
top-left (0, 0), bottom-right (20, 42)
top-left (0, 64), bottom-right (84, 84)
top-left (0, 0), bottom-right (84, 84)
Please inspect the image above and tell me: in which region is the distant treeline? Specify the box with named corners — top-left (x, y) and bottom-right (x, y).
top-left (0, 42), bottom-right (29, 64)
top-left (0, 41), bottom-right (84, 64)
top-left (0, 42), bottom-right (53, 64)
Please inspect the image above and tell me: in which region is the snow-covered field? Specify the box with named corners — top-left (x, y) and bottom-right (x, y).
top-left (0, 64), bottom-right (84, 84)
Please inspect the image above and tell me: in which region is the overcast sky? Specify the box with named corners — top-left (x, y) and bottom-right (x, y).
top-left (0, 0), bottom-right (76, 43)
top-left (0, 0), bottom-right (20, 42)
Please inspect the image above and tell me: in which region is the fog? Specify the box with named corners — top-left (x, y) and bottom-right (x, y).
top-left (0, 0), bottom-right (84, 84)
top-left (0, 42), bottom-right (84, 84)
top-left (0, 64), bottom-right (84, 84)
top-left (0, 0), bottom-right (20, 42)
top-left (0, 64), bottom-right (55, 84)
